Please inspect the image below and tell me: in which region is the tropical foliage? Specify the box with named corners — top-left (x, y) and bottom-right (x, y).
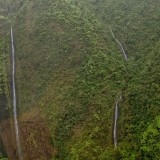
top-left (0, 0), bottom-right (159, 159)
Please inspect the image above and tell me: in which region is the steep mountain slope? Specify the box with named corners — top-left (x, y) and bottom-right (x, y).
top-left (0, 0), bottom-right (159, 160)
top-left (11, 1), bottom-right (125, 159)
top-left (0, 6), bottom-right (10, 159)
top-left (82, 0), bottom-right (160, 159)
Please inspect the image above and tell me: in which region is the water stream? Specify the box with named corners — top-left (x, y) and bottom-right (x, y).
top-left (113, 96), bottom-right (122, 147)
top-left (110, 28), bottom-right (128, 60)
top-left (11, 27), bottom-right (23, 160)
top-left (110, 27), bottom-right (128, 147)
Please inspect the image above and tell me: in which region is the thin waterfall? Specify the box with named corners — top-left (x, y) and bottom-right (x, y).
top-left (110, 27), bottom-right (128, 147)
top-left (11, 27), bottom-right (23, 160)
top-left (113, 96), bottom-right (122, 147)
top-left (110, 27), bottom-right (128, 60)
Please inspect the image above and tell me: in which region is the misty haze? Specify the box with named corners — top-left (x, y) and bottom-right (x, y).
top-left (0, 0), bottom-right (160, 160)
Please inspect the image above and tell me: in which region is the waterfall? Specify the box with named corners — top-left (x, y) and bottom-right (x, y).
top-left (110, 27), bottom-right (128, 60)
top-left (110, 27), bottom-right (128, 147)
top-left (113, 96), bottom-right (122, 147)
top-left (11, 27), bottom-right (23, 160)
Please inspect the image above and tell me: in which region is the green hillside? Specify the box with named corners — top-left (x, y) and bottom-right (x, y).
top-left (0, 0), bottom-right (160, 159)
top-left (81, 0), bottom-right (160, 159)
top-left (0, 7), bottom-right (9, 159)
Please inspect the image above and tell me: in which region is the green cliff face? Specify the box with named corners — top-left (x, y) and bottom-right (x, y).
top-left (0, 6), bottom-right (9, 159)
top-left (0, 0), bottom-right (160, 159)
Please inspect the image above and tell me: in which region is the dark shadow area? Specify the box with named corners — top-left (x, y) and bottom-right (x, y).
top-left (0, 136), bottom-right (7, 158)
top-left (0, 94), bottom-right (9, 159)
top-left (0, 95), bottom-right (9, 122)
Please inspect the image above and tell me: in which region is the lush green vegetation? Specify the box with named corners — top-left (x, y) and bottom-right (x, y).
top-left (82, 1), bottom-right (160, 159)
top-left (0, 0), bottom-right (160, 159)
top-left (0, 12), bottom-right (9, 160)
top-left (0, 25), bottom-right (7, 96)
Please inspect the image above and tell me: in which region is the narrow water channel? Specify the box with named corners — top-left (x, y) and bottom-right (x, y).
top-left (11, 27), bottom-right (23, 160)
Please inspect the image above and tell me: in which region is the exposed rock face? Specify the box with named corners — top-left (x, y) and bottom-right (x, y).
top-left (0, 108), bottom-right (54, 160)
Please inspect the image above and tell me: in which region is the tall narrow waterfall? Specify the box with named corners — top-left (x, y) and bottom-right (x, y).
top-left (11, 27), bottom-right (23, 160)
top-left (113, 96), bottom-right (122, 147)
top-left (110, 27), bottom-right (128, 147)
top-left (110, 28), bottom-right (128, 60)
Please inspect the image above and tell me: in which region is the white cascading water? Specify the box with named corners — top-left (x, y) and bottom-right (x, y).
top-left (110, 27), bottom-right (128, 60)
top-left (113, 96), bottom-right (122, 147)
top-left (110, 27), bottom-right (128, 147)
top-left (11, 27), bottom-right (23, 160)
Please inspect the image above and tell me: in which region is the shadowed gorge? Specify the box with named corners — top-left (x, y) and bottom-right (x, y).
top-left (0, 0), bottom-right (160, 160)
